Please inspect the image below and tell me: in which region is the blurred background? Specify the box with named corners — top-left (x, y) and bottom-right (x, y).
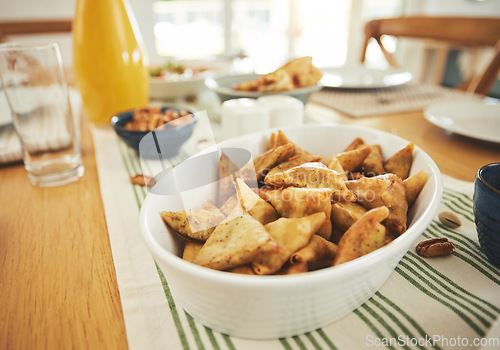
top-left (1, 0), bottom-right (499, 94)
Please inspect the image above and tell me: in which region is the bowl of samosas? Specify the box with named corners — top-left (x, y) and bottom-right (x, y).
top-left (139, 124), bottom-right (442, 339)
top-left (205, 56), bottom-right (323, 103)
top-left (111, 106), bottom-right (198, 158)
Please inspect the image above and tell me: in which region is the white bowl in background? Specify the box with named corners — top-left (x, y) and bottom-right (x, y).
top-left (140, 124), bottom-right (443, 339)
top-left (149, 60), bottom-right (227, 99)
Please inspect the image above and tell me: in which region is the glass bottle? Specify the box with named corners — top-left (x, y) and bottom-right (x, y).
top-left (72, 0), bottom-right (149, 125)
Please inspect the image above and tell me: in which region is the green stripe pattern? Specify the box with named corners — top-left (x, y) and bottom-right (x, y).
top-left (114, 131), bottom-right (500, 350)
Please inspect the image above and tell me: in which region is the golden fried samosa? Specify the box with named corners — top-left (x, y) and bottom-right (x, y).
top-left (290, 234), bottom-right (337, 265)
top-left (343, 137), bottom-right (366, 151)
top-left (200, 199), bottom-right (224, 216)
top-left (346, 173), bottom-right (408, 234)
top-left (219, 194), bottom-right (239, 216)
top-left (403, 169), bottom-right (428, 207)
top-left (333, 206), bottom-right (389, 266)
top-left (253, 143), bottom-right (295, 181)
top-left (277, 261), bottom-right (308, 275)
top-left (334, 145), bottom-right (372, 173)
top-left (278, 56), bottom-right (323, 88)
top-left (265, 162), bottom-right (356, 202)
top-left (273, 130), bottom-right (309, 155)
top-left (192, 212), bottom-right (278, 270)
top-left (265, 153), bottom-right (322, 179)
top-left (267, 132), bottom-right (278, 151)
top-left (182, 241), bottom-right (204, 263)
top-left (261, 187), bottom-right (333, 239)
top-left (217, 152), bottom-right (239, 206)
top-left (235, 178), bottom-right (279, 225)
top-left (343, 138), bottom-right (384, 175)
top-left (326, 157), bottom-right (347, 181)
top-left (331, 201), bottom-right (367, 233)
top-left (362, 144), bottom-right (385, 175)
top-left (160, 208), bottom-right (225, 242)
top-left (252, 212), bottom-right (326, 275)
top-left (384, 143), bottom-right (414, 180)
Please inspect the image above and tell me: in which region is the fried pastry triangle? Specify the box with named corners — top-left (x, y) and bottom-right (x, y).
top-left (362, 144), bottom-right (385, 175)
top-left (343, 137), bottom-right (385, 175)
top-left (290, 234), bottom-right (337, 265)
top-left (403, 169), bottom-right (428, 207)
top-left (326, 157), bottom-right (347, 181)
top-left (334, 145), bottom-right (372, 173)
top-left (261, 187), bottom-right (333, 240)
top-left (253, 143), bottom-right (295, 181)
top-left (333, 206), bottom-right (389, 266)
top-left (235, 178), bottom-right (280, 225)
top-left (346, 173), bottom-right (408, 234)
top-left (274, 130), bottom-right (309, 155)
top-left (331, 201), bottom-right (367, 233)
top-left (265, 153), bottom-right (322, 179)
top-left (217, 152), bottom-right (239, 206)
top-left (182, 241), bottom-right (204, 263)
top-left (252, 212), bottom-right (326, 275)
top-left (384, 142), bottom-right (414, 180)
top-left (160, 207), bottom-right (225, 242)
top-left (192, 211), bottom-right (278, 270)
top-left (264, 162), bottom-right (357, 202)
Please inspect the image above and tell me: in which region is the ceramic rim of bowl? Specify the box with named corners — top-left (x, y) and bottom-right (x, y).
top-left (477, 162), bottom-right (500, 196)
top-left (112, 107), bottom-right (198, 133)
top-left (140, 123), bottom-right (443, 287)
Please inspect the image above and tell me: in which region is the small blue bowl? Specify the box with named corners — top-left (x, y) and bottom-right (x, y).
top-left (111, 106), bottom-right (198, 159)
top-left (473, 162), bottom-right (500, 267)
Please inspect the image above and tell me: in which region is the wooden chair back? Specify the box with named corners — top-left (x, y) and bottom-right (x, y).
top-left (360, 16), bottom-right (500, 96)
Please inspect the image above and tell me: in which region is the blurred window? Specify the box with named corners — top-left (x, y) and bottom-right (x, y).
top-left (152, 0), bottom-right (402, 70)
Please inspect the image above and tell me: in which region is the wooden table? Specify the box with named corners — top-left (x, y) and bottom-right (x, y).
top-left (0, 102), bottom-right (499, 349)
top-left (0, 116), bottom-right (128, 349)
top-left (305, 102), bottom-right (500, 182)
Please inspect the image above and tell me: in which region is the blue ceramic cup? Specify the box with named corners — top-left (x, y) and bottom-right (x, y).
top-left (473, 162), bottom-right (500, 267)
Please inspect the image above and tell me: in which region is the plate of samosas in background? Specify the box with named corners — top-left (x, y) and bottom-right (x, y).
top-left (205, 56), bottom-right (323, 103)
top-left (140, 124), bottom-right (442, 339)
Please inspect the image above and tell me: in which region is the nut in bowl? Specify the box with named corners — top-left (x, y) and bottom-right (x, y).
top-left (139, 124), bottom-right (442, 339)
top-left (111, 106), bottom-right (198, 158)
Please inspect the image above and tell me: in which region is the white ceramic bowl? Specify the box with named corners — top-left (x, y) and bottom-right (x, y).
top-left (150, 75), bottom-right (208, 99)
top-left (139, 124), bottom-right (443, 339)
top-left (205, 73), bottom-right (322, 104)
top-left (149, 61), bottom-right (227, 99)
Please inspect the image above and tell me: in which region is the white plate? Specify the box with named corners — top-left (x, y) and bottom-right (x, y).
top-left (424, 100), bottom-right (500, 143)
top-left (320, 65), bottom-right (412, 89)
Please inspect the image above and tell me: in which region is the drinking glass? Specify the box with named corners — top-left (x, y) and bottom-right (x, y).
top-left (0, 42), bottom-right (84, 187)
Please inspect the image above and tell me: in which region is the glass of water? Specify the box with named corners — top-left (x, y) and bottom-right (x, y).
top-left (0, 42), bottom-right (84, 187)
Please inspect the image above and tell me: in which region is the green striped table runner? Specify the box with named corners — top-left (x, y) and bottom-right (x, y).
top-left (92, 125), bottom-right (500, 350)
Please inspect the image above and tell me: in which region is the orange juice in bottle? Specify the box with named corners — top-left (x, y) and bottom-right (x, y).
top-left (72, 0), bottom-right (149, 125)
